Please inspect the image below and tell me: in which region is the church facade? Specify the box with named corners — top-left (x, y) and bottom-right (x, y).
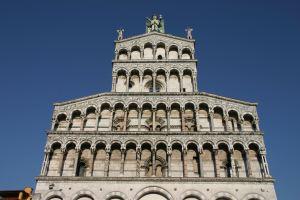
top-left (33, 16), bottom-right (277, 200)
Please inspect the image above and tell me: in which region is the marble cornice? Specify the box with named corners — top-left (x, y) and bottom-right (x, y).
top-left (112, 59), bottom-right (198, 64)
top-left (36, 176), bottom-right (275, 183)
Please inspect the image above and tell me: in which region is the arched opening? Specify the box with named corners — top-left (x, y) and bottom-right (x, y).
top-left (156, 69), bottom-right (167, 92)
top-left (184, 103), bottom-right (196, 131)
top-left (139, 193), bottom-right (168, 200)
top-left (116, 70), bottom-right (127, 92)
top-left (83, 107), bottom-right (96, 131)
top-left (202, 143), bottom-right (215, 177)
top-left (198, 103), bottom-right (210, 131)
top-left (243, 114), bottom-right (256, 131)
top-left (168, 69), bottom-right (180, 92)
top-left (142, 70), bottom-right (153, 92)
top-left (249, 143), bottom-right (263, 178)
top-left (155, 143), bottom-right (168, 177)
top-left (218, 143), bottom-right (232, 178)
top-left (112, 103), bottom-right (125, 131)
top-left (170, 103), bottom-right (181, 132)
top-left (233, 143), bottom-right (247, 177)
top-left (187, 143), bottom-right (200, 177)
top-left (129, 70), bottom-right (140, 92)
top-left (213, 107), bottom-right (226, 131)
top-left (54, 114), bottom-right (68, 131)
top-left (182, 48), bottom-right (192, 59)
top-left (141, 143), bottom-right (152, 177)
top-left (131, 46), bottom-right (141, 60)
top-left (141, 104), bottom-right (152, 131)
top-left (156, 103), bottom-right (167, 131)
top-left (168, 45), bottom-right (179, 59)
top-left (124, 143), bottom-right (137, 176)
top-left (144, 43), bottom-right (153, 59)
top-left (118, 49), bottom-right (128, 60)
top-left (127, 103), bottom-right (139, 131)
top-left (109, 143), bottom-right (121, 177)
top-left (76, 142), bottom-right (91, 177)
top-left (70, 110), bottom-right (82, 131)
top-left (62, 142), bottom-right (76, 176)
top-left (228, 110), bottom-right (241, 132)
top-left (48, 197), bottom-right (63, 200)
top-left (76, 196), bottom-right (94, 200)
top-left (182, 69), bottom-right (193, 92)
top-left (47, 142), bottom-right (62, 176)
top-left (93, 143), bottom-right (106, 177)
top-left (98, 103), bottom-right (111, 131)
top-left (156, 42), bottom-right (166, 59)
top-left (171, 143), bottom-right (183, 177)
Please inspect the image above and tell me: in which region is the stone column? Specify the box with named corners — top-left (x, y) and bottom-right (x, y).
top-left (224, 115), bottom-right (229, 132)
top-left (179, 49), bottom-right (182, 59)
top-left (198, 148), bottom-right (204, 177)
top-left (239, 118), bottom-right (244, 132)
top-left (138, 107), bottom-right (142, 131)
top-left (260, 151), bottom-right (270, 177)
top-left (213, 149), bottom-right (220, 177)
top-left (183, 147), bottom-right (188, 177)
top-left (152, 108), bottom-right (156, 131)
top-left (193, 74), bottom-right (198, 92)
top-left (153, 45), bottom-right (157, 59)
top-left (152, 148), bottom-right (156, 176)
top-left (80, 115), bottom-right (85, 131)
top-left (179, 72), bottom-right (183, 92)
top-left (209, 111), bottom-right (215, 132)
top-left (41, 151), bottom-right (51, 176)
top-left (127, 51), bottom-right (131, 60)
top-left (254, 118), bottom-right (260, 131)
top-left (126, 73), bottom-right (130, 92)
top-left (120, 145), bottom-right (126, 175)
top-left (153, 72), bottom-right (156, 93)
top-left (230, 149), bottom-right (236, 177)
top-left (57, 148), bottom-right (66, 176)
top-left (167, 146), bottom-right (172, 177)
top-left (195, 108), bottom-right (201, 131)
top-left (109, 108), bottom-right (115, 131)
top-left (90, 147), bottom-right (96, 176)
top-left (165, 46), bottom-right (169, 59)
top-left (95, 112), bottom-right (100, 131)
top-left (166, 71), bottom-right (169, 92)
top-left (141, 48), bottom-right (144, 59)
top-left (167, 107), bottom-right (171, 131)
top-left (123, 108), bottom-right (128, 131)
top-left (181, 107), bottom-right (185, 131)
top-left (112, 74), bottom-right (117, 92)
top-left (139, 73), bottom-right (143, 92)
top-left (245, 149), bottom-right (253, 177)
top-left (73, 148), bottom-right (80, 176)
top-left (136, 145), bottom-right (141, 177)
top-left (104, 145), bottom-right (111, 177)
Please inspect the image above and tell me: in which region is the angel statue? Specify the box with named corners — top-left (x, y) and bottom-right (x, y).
top-left (185, 27), bottom-right (193, 39)
top-left (146, 14), bottom-right (165, 33)
top-left (117, 28), bottom-right (124, 40)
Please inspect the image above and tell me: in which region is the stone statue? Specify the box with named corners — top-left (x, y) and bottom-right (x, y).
top-left (117, 28), bottom-right (124, 40)
top-left (146, 14), bottom-right (165, 33)
top-left (185, 27), bottom-right (193, 39)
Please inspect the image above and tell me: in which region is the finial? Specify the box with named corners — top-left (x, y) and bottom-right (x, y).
top-left (185, 27), bottom-right (193, 39)
top-left (116, 28), bottom-right (124, 40)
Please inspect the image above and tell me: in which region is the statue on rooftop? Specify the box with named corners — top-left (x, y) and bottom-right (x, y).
top-left (146, 14), bottom-right (165, 33)
top-left (117, 28), bottom-right (124, 40)
top-left (185, 27), bottom-right (193, 39)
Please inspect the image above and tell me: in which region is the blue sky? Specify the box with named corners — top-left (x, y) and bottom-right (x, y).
top-left (0, 0), bottom-right (299, 199)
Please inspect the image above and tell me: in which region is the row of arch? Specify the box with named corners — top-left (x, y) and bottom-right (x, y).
top-left (45, 187), bottom-right (266, 200)
top-left (113, 68), bottom-right (196, 93)
top-left (116, 43), bottom-right (194, 60)
top-left (41, 140), bottom-right (270, 179)
top-left (54, 103), bottom-right (258, 132)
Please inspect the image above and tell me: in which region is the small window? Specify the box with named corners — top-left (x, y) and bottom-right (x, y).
top-left (157, 55), bottom-right (163, 60)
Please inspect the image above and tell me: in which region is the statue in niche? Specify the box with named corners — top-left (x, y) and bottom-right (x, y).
top-left (146, 14), bottom-right (165, 33)
top-left (184, 116), bottom-right (196, 131)
top-left (117, 28), bottom-right (124, 40)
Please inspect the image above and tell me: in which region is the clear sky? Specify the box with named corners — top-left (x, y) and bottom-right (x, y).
top-left (0, 0), bottom-right (299, 199)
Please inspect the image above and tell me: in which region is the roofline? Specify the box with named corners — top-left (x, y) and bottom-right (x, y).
top-left (53, 92), bottom-right (258, 107)
top-left (114, 31), bottom-right (195, 44)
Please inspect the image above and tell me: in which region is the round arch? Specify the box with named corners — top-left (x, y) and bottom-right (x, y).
top-left (71, 190), bottom-right (96, 200)
top-left (211, 192), bottom-right (237, 200)
top-left (242, 193), bottom-right (265, 200)
top-left (134, 186), bottom-right (173, 200)
top-left (104, 191), bottom-right (128, 200)
top-left (44, 191), bottom-right (65, 200)
top-left (180, 190), bottom-right (207, 200)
